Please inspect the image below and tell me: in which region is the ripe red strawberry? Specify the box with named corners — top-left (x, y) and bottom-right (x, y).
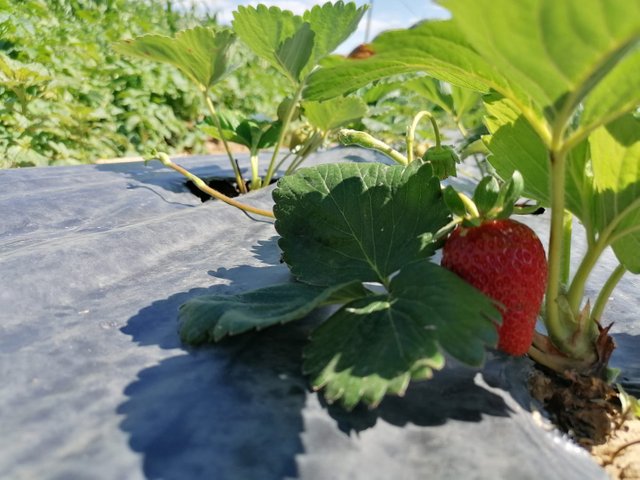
top-left (441, 219), bottom-right (548, 356)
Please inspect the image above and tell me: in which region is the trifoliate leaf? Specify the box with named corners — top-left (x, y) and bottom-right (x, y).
top-left (273, 162), bottom-right (451, 286)
top-left (303, 260), bottom-right (500, 409)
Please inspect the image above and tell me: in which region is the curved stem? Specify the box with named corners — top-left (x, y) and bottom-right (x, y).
top-left (263, 83), bottom-right (305, 186)
top-left (156, 153), bottom-right (274, 218)
top-left (591, 263), bottom-right (626, 322)
top-left (338, 129), bottom-right (408, 165)
top-left (203, 93), bottom-right (247, 194)
top-left (406, 110), bottom-right (440, 163)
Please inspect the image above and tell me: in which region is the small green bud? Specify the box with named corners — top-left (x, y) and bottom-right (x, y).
top-left (422, 145), bottom-right (459, 180)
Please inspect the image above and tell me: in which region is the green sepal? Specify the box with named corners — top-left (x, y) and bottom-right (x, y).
top-left (443, 185), bottom-right (467, 218)
top-left (473, 176), bottom-right (500, 217)
top-left (496, 170), bottom-right (524, 219)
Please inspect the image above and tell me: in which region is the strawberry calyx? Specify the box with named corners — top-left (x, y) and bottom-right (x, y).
top-left (443, 170), bottom-right (525, 227)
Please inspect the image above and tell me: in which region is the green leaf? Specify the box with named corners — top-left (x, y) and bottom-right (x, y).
top-left (306, 1), bottom-right (640, 144)
top-left (0, 53), bottom-right (50, 87)
top-left (301, 1), bottom-right (368, 76)
top-left (442, 0), bottom-right (640, 125)
top-left (303, 20), bottom-right (499, 101)
top-left (484, 95), bottom-right (550, 204)
top-left (273, 162), bottom-right (451, 286)
top-left (404, 77), bottom-right (481, 122)
top-left (484, 95), bottom-right (587, 221)
top-left (179, 281), bottom-right (368, 344)
top-left (303, 260), bottom-right (500, 409)
top-left (232, 5), bottom-right (304, 82)
top-left (578, 48), bottom-right (640, 139)
top-left (236, 119), bottom-right (282, 151)
top-left (114, 26), bottom-right (238, 90)
top-left (301, 97), bottom-right (367, 132)
top-left (590, 114), bottom-right (640, 273)
top-left (275, 22), bottom-right (315, 83)
top-left (404, 77), bottom-right (454, 113)
top-left (497, 171), bottom-right (525, 219)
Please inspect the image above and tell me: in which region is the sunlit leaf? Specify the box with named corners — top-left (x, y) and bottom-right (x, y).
top-left (232, 5), bottom-right (305, 82)
top-left (273, 162), bottom-right (450, 286)
top-left (114, 26), bottom-right (238, 90)
top-left (590, 114), bottom-right (640, 272)
top-left (302, 1), bottom-right (367, 76)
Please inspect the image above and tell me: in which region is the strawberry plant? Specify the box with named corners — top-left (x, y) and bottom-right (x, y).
top-left (116, 2), bottom-right (368, 206)
top-left (174, 0), bottom-right (640, 413)
top-left (303, 0), bottom-right (640, 375)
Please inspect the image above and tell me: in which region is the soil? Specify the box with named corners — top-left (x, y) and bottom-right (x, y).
top-left (529, 367), bottom-right (640, 479)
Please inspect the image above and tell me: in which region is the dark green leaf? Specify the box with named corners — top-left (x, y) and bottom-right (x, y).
top-left (179, 281), bottom-right (368, 344)
top-left (273, 162), bottom-right (451, 286)
top-left (303, 260), bottom-right (500, 409)
top-left (199, 124), bottom-right (248, 147)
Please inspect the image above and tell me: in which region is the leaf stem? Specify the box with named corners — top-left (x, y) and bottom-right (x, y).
top-left (338, 129), bottom-right (408, 165)
top-left (561, 212), bottom-right (572, 286)
top-left (565, 236), bottom-right (608, 318)
top-left (406, 110), bottom-right (440, 163)
top-left (545, 148), bottom-right (574, 350)
top-left (155, 152), bottom-right (274, 218)
top-left (203, 92), bottom-right (247, 194)
top-left (249, 153), bottom-right (261, 190)
top-left (591, 263), bottom-right (626, 323)
top-left (263, 83), bottom-right (305, 186)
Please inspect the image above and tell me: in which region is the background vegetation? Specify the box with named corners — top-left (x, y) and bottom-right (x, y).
top-left (0, 0), bottom-right (481, 168)
top-left (0, 0), bottom-right (290, 167)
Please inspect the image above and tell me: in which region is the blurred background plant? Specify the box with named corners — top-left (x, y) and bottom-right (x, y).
top-left (0, 0), bottom-right (289, 168)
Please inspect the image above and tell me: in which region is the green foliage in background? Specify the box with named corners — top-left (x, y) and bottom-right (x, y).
top-left (0, 0), bottom-right (288, 168)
